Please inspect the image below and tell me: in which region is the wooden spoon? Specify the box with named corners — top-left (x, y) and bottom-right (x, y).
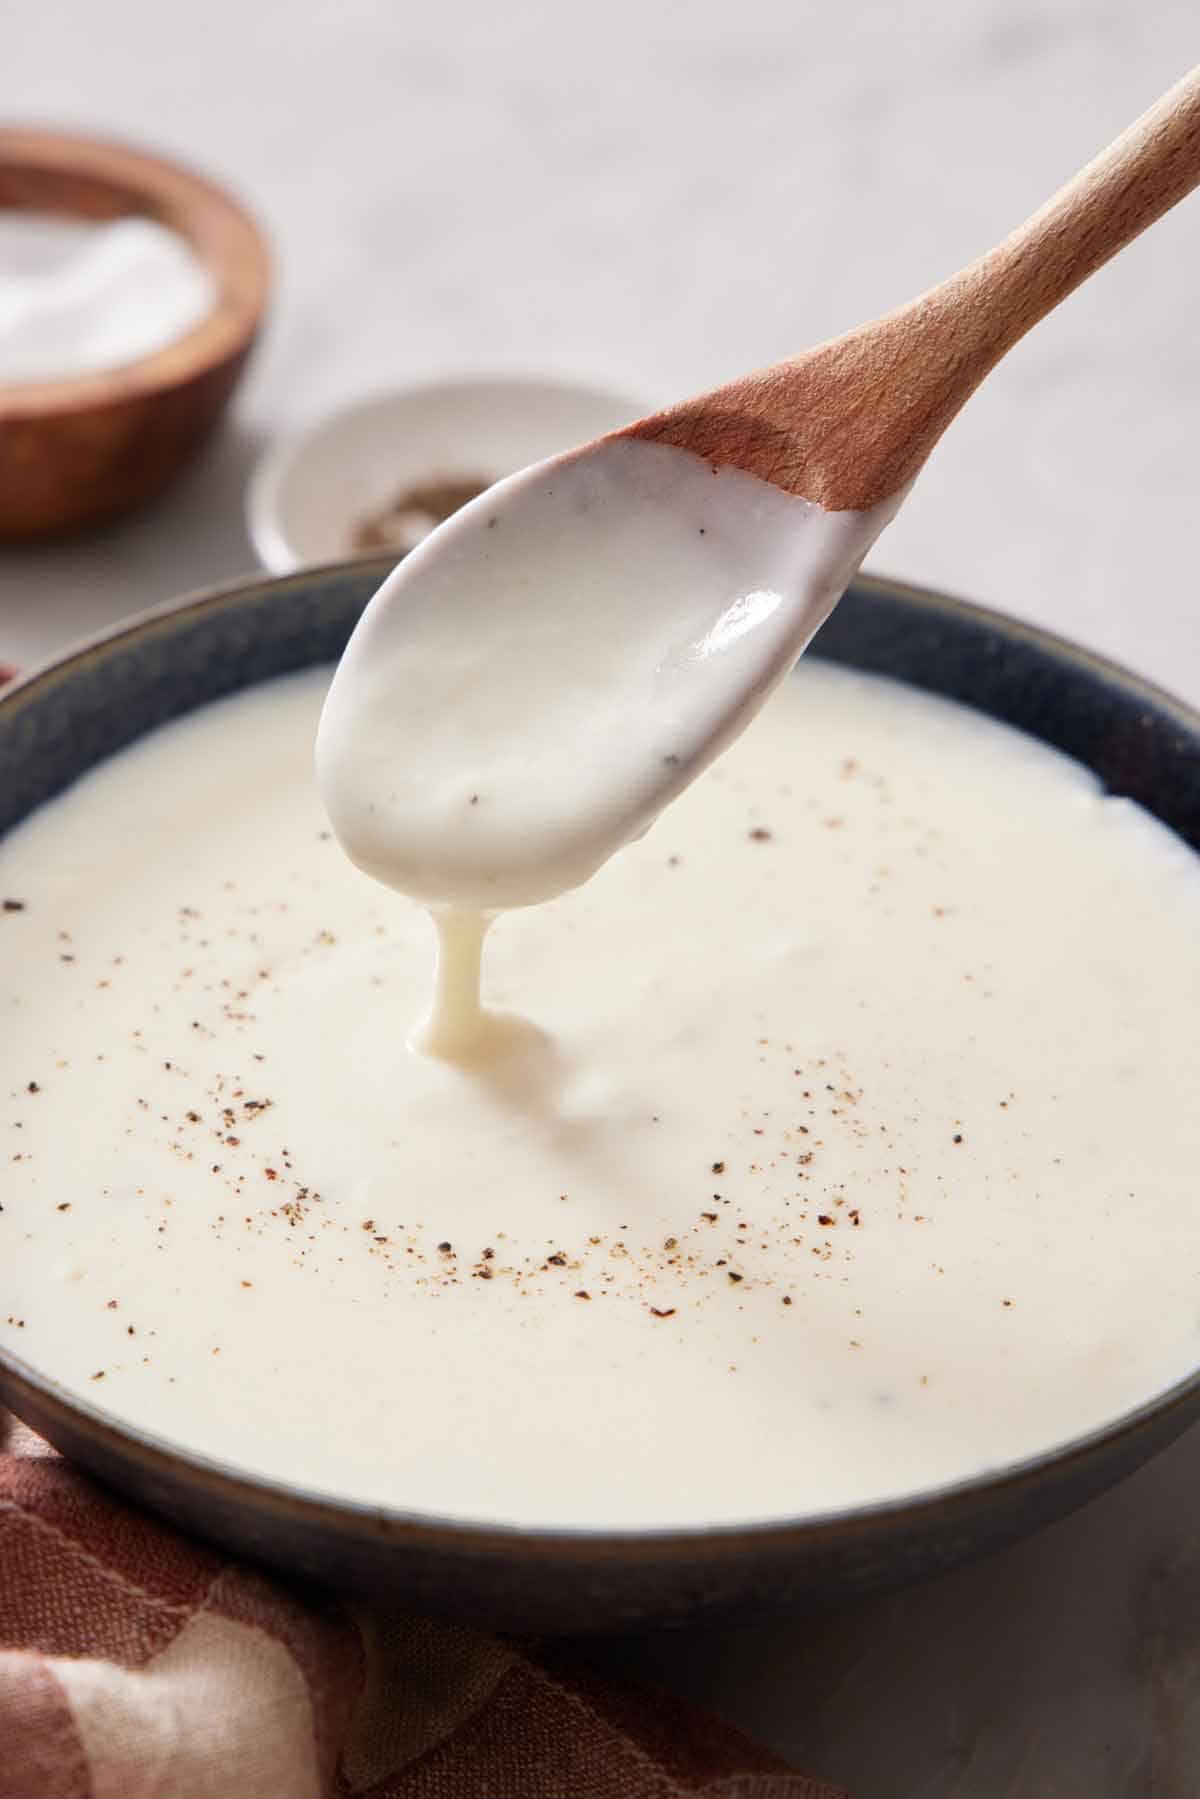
top-left (621, 64), bottom-right (1200, 511)
top-left (319, 67), bottom-right (1200, 925)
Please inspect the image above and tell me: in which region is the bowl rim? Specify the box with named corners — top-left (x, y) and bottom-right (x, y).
top-left (1, 560), bottom-right (1199, 1561)
top-left (0, 124), bottom-right (270, 413)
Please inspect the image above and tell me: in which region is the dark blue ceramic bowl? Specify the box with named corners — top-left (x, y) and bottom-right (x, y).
top-left (2, 561), bottom-right (1198, 1631)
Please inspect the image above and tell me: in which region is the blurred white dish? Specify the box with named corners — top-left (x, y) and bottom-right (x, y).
top-left (247, 373), bottom-right (643, 573)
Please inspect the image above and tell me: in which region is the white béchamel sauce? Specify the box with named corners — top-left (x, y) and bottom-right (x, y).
top-left (2, 664), bottom-right (1199, 1527)
top-left (317, 439), bottom-right (899, 1050)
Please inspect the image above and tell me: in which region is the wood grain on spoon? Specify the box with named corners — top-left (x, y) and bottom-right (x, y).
top-left (623, 66), bottom-right (1200, 511)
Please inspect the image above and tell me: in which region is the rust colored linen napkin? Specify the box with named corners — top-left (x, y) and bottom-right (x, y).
top-left (0, 1414), bottom-right (844, 1799)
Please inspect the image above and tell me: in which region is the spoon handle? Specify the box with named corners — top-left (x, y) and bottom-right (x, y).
top-left (930, 66), bottom-right (1200, 382)
top-left (625, 67), bottom-right (1200, 511)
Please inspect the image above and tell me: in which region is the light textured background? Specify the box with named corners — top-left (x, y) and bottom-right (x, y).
top-left (3, 4), bottom-right (1199, 1792)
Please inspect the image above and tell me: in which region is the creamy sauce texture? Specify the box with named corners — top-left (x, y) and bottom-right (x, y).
top-left (316, 439), bottom-right (898, 919)
top-left (3, 664), bottom-right (1200, 1528)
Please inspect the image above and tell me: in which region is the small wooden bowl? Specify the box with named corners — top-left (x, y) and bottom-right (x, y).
top-left (0, 128), bottom-right (270, 540)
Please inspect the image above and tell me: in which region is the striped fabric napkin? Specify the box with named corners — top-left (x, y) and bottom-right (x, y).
top-left (0, 1412), bottom-right (843, 1799)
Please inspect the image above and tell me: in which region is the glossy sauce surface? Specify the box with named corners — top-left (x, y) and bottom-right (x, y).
top-left (2, 664), bottom-right (1199, 1527)
top-left (317, 440), bottom-right (898, 915)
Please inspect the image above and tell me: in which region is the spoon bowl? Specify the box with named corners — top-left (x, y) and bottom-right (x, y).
top-left (317, 441), bottom-right (898, 912)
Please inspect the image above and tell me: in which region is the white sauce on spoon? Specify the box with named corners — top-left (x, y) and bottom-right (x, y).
top-left (317, 439), bottom-right (899, 1049)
